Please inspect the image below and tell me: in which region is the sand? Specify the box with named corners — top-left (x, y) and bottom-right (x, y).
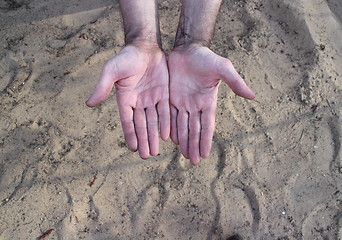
top-left (0, 0), bottom-right (341, 239)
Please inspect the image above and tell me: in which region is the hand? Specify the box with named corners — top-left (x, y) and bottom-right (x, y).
top-left (168, 44), bottom-right (255, 165)
top-left (86, 45), bottom-right (170, 159)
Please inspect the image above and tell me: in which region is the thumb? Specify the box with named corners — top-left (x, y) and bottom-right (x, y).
top-left (86, 60), bottom-right (120, 107)
top-left (217, 58), bottom-right (256, 100)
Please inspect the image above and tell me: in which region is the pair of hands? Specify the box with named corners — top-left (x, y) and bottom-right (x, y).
top-left (86, 44), bottom-right (255, 165)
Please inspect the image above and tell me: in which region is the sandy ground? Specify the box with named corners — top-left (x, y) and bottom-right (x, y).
top-left (0, 0), bottom-right (341, 239)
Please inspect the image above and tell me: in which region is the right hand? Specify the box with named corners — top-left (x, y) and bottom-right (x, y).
top-left (86, 45), bottom-right (170, 159)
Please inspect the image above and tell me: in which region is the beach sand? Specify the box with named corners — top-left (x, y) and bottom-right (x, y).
top-left (0, 0), bottom-right (341, 239)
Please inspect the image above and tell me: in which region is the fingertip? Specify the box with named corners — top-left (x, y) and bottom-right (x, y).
top-left (149, 144), bottom-right (159, 157)
top-left (200, 151), bottom-right (210, 159)
top-left (125, 134), bottom-right (138, 152)
top-left (226, 80), bottom-right (256, 100)
top-left (170, 133), bottom-right (179, 144)
top-left (85, 98), bottom-right (96, 107)
top-left (190, 158), bottom-right (200, 166)
top-left (86, 92), bottom-right (108, 107)
top-left (238, 86), bottom-right (256, 100)
top-left (247, 91), bottom-right (256, 100)
top-left (182, 151), bottom-right (189, 160)
top-left (138, 146), bottom-right (150, 160)
top-left (200, 144), bottom-right (212, 159)
top-left (139, 150), bottom-right (150, 159)
top-left (160, 126), bottom-right (170, 141)
top-left (179, 144), bottom-right (189, 159)
top-left (150, 152), bottom-right (158, 157)
top-left (161, 133), bottom-right (169, 141)
top-left (85, 100), bottom-right (93, 107)
top-left (171, 136), bottom-right (179, 145)
top-left (128, 145), bottom-right (138, 152)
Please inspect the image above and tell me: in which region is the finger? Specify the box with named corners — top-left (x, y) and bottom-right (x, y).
top-left (134, 108), bottom-right (150, 159)
top-left (218, 58), bottom-right (256, 100)
top-left (157, 99), bottom-right (170, 141)
top-left (86, 60), bottom-right (121, 107)
top-left (200, 108), bottom-right (216, 158)
top-left (119, 106), bottom-right (138, 151)
top-left (146, 107), bottom-right (159, 156)
top-left (177, 110), bottom-right (189, 159)
top-left (170, 105), bottom-right (179, 145)
top-left (189, 112), bottom-right (201, 165)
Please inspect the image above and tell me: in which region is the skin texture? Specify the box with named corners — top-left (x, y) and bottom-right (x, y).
top-left (86, 0), bottom-right (170, 159)
top-left (169, 0), bottom-right (255, 165)
top-left (87, 0), bottom-right (255, 164)
top-left (119, 0), bottom-right (161, 47)
top-left (168, 45), bottom-right (255, 165)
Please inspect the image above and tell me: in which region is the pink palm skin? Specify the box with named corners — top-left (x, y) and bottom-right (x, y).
top-left (168, 44), bottom-right (255, 165)
top-left (87, 45), bottom-right (170, 159)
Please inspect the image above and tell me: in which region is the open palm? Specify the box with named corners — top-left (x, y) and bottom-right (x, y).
top-left (87, 45), bottom-right (170, 159)
top-left (168, 44), bottom-right (255, 165)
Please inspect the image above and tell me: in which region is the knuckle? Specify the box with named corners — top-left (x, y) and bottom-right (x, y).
top-left (137, 134), bottom-right (148, 141)
top-left (220, 57), bottom-right (232, 67)
top-left (148, 131), bottom-right (159, 138)
top-left (177, 125), bottom-right (188, 132)
top-left (225, 59), bottom-right (233, 66)
top-left (135, 125), bottom-right (147, 131)
top-left (217, 58), bottom-right (233, 72)
top-left (189, 128), bottom-right (201, 138)
top-left (103, 62), bottom-right (112, 73)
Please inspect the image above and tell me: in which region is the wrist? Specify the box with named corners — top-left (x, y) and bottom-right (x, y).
top-left (125, 42), bottom-right (164, 59)
top-left (172, 42), bottom-right (207, 53)
top-left (173, 0), bottom-right (222, 49)
top-left (126, 38), bottom-right (162, 52)
top-left (119, 0), bottom-right (162, 48)
top-left (125, 31), bottom-right (161, 48)
top-left (174, 34), bottom-right (210, 49)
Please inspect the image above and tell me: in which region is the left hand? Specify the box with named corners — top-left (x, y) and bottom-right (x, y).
top-left (168, 44), bottom-right (255, 165)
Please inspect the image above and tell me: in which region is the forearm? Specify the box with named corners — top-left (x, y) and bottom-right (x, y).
top-left (119, 0), bottom-right (161, 48)
top-left (174, 0), bottom-right (222, 48)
